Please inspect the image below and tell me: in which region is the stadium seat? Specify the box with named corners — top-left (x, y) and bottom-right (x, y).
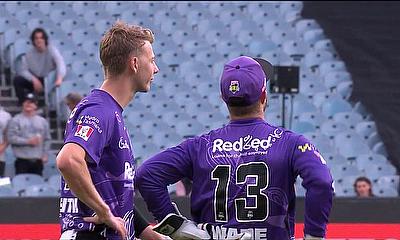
top-left (296, 111), bottom-right (328, 128)
top-left (160, 111), bottom-right (192, 128)
top-left (161, 49), bottom-right (190, 67)
top-left (175, 120), bottom-right (206, 138)
top-left (331, 164), bottom-right (362, 179)
top-left (94, 19), bottom-right (113, 35)
top-left (313, 39), bottom-right (336, 52)
top-left (230, 19), bottom-right (257, 37)
top-left (367, 163), bottom-right (397, 182)
top-left (194, 50), bottom-right (224, 68)
top-left (48, 175), bottom-right (61, 192)
top-left (334, 183), bottom-right (357, 197)
top-left (279, 1), bottom-right (304, 17)
top-left (355, 121), bottom-right (377, 139)
top-left (304, 50), bottom-right (335, 69)
top-left (262, 20), bottom-right (291, 38)
top-left (103, 1), bottom-right (127, 16)
top-left (319, 60), bottom-right (346, 77)
top-left (295, 19), bottom-right (321, 37)
top-left (12, 174), bottom-right (45, 194)
top-left (261, 50), bottom-right (293, 66)
top-left (377, 176), bottom-right (400, 191)
top-left (195, 111), bottom-right (227, 129)
top-left (140, 119), bottom-right (171, 138)
top-left (366, 132), bottom-right (383, 149)
top-left (324, 71), bottom-right (352, 89)
top-left (23, 184), bottom-right (59, 197)
top-left (373, 186), bottom-right (398, 197)
top-left (0, 185), bottom-right (18, 197)
top-left (334, 131), bottom-right (370, 160)
top-left (303, 28), bottom-right (326, 47)
top-left (323, 153), bottom-right (349, 167)
top-left (372, 142), bottom-right (389, 157)
top-left (14, 8), bottom-right (43, 25)
top-left (152, 131), bottom-right (183, 149)
top-left (302, 132), bottom-right (334, 155)
top-left (282, 40), bottom-right (309, 61)
top-left (337, 81), bottom-right (353, 100)
top-left (333, 111), bottom-right (363, 129)
top-left (248, 40), bottom-right (277, 57)
top-left (321, 98), bottom-right (353, 118)
top-left (149, 100), bottom-right (182, 118)
top-left (215, 40), bottom-right (243, 57)
top-left (270, 29), bottom-right (295, 46)
top-left (43, 162), bottom-right (59, 179)
top-left (291, 121), bottom-right (316, 134)
top-left (320, 120), bottom-right (349, 139)
top-left (300, 80), bottom-right (328, 97)
top-left (49, 8), bottom-right (78, 25)
top-left (186, 9), bottom-right (211, 27)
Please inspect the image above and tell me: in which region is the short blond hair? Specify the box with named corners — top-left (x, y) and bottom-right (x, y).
top-left (100, 20), bottom-right (154, 76)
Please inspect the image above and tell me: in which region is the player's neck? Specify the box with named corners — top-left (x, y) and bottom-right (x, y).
top-left (100, 76), bottom-right (134, 108)
top-left (230, 112), bottom-right (265, 121)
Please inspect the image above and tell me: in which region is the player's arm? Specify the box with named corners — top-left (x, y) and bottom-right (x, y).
top-left (56, 143), bottom-right (127, 238)
top-left (292, 135), bottom-right (334, 238)
top-left (135, 208), bottom-right (166, 240)
top-left (136, 139), bottom-right (194, 221)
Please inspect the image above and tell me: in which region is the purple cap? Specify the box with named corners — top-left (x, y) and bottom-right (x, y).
top-left (220, 56), bottom-right (267, 106)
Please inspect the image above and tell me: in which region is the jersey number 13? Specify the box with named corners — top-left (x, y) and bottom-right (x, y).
top-left (211, 162), bottom-right (269, 223)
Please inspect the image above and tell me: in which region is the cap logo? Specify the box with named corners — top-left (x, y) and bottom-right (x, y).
top-left (229, 80), bottom-right (240, 94)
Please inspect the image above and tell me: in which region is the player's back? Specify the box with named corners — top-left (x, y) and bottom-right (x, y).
top-left (190, 118), bottom-right (299, 239)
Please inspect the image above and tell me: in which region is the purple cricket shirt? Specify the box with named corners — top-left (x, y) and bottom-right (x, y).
top-left (60, 89), bottom-right (135, 239)
top-left (136, 118), bottom-right (333, 239)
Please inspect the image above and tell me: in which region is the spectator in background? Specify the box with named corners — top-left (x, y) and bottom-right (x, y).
top-left (0, 106), bottom-right (12, 177)
top-left (64, 92), bottom-right (83, 111)
top-left (13, 28), bottom-right (66, 105)
top-left (354, 176), bottom-right (375, 198)
top-left (6, 93), bottom-right (50, 176)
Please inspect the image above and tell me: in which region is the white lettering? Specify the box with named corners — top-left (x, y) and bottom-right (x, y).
top-left (60, 198), bottom-right (78, 213)
top-left (211, 226), bottom-right (226, 239)
top-left (226, 228), bottom-right (238, 238)
top-left (255, 228), bottom-right (267, 239)
top-left (213, 139), bottom-right (224, 152)
top-left (212, 135), bottom-right (278, 153)
top-left (119, 137), bottom-right (130, 150)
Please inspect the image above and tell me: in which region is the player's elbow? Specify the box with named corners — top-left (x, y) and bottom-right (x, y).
top-left (56, 151), bottom-right (72, 173)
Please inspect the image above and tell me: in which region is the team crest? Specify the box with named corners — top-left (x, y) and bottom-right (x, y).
top-left (229, 80), bottom-right (240, 94)
top-left (74, 125), bottom-right (94, 141)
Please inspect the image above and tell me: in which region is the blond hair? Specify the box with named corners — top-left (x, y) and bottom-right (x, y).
top-left (100, 20), bottom-right (154, 76)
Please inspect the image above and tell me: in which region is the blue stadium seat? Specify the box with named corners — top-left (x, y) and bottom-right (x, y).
top-left (302, 132), bottom-right (334, 155)
top-left (140, 119), bottom-right (171, 138)
top-left (295, 19), bottom-right (321, 37)
top-left (303, 28), bottom-right (326, 48)
top-left (333, 112), bottom-right (363, 129)
top-left (304, 50), bottom-right (335, 69)
top-left (215, 40), bottom-right (243, 57)
top-left (23, 184), bottom-right (59, 197)
top-left (296, 111), bottom-right (328, 128)
top-left (373, 186), bottom-right (398, 197)
top-left (0, 185), bottom-right (18, 197)
top-left (366, 132), bottom-right (383, 149)
top-left (12, 174), bottom-right (45, 194)
top-left (321, 98), bottom-right (353, 118)
top-left (160, 111), bottom-right (192, 128)
top-left (271, 29), bottom-right (295, 47)
top-left (248, 40), bottom-right (277, 57)
top-left (149, 100), bottom-right (182, 117)
top-left (48, 174), bottom-right (61, 193)
top-left (279, 1), bottom-right (303, 16)
top-left (282, 40), bottom-right (309, 61)
top-left (194, 50), bottom-right (224, 68)
top-left (337, 81), bottom-right (353, 100)
top-left (152, 131), bottom-right (183, 149)
top-left (331, 163), bottom-right (362, 179)
top-left (324, 71), bottom-right (352, 89)
top-left (319, 60), bottom-right (346, 77)
top-left (175, 120), bottom-right (205, 138)
top-left (262, 20), bottom-right (290, 38)
top-left (314, 39), bottom-right (336, 52)
top-left (367, 163), bottom-right (397, 182)
top-left (377, 176), bottom-right (400, 191)
top-left (320, 120), bottom-right (349, 139)
top-left (14, 8), bottom-right (43, 24)
top-left (291, 121), bottom-right (316, 134)
top-left (48, 8), bottom-right (78, 25)
top-left (334, 131), bottom-right (370, 158)
top-left (300, 80), bottom-right (328, 97)
top-left (334, 183), bottom-right (357, 197)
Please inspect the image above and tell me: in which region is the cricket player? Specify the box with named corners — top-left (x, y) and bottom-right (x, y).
top-left (57, 21), bottom-right (162, 239)
top-left (136, 56), bottom-right (334, 240)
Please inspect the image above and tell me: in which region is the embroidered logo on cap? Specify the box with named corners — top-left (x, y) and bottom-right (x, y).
top-left (229, 80), bottom-right (240, 94)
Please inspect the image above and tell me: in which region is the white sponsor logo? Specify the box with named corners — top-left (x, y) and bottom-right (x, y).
top-left (119, 137), bottom-right (130, 150)
top-left (124, 162), bottom-right (134, 188)
top-left (60, 198), bottom-right (78, 213)
top-left (213, 135), bottom-right (272, 152)
top-left (74, 125), bottom-right (94, 141)
top-left (76, 115), bottom-right (103, 133)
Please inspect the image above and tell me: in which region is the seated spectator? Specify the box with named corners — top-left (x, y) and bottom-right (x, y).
top-left (354, 176), bottom-right (375, 198)
top-left (13, 28), bottom-right (66, 105)
top-left (0, 105), bottom-right (12, 177)
top-left (6, 93), bottom-right (51, 176)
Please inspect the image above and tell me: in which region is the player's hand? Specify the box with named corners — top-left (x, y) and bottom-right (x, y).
top-left (83, 211), bottom-right (127, 239)
top-left (153, 213), bottom-right (211, 240)
top-left (304, 235), bottom-right (325, 240)
top-left (32, 77), bottom-right (43, 93)
top-left (140, 225), bottom-right (169, 240)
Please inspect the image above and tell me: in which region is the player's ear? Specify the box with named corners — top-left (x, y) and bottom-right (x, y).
top-left (130, 56), bottom-right (139, 74)
top-left (260, 89), bottom-right (267, 105)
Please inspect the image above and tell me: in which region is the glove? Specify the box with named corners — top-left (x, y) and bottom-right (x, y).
top-left (304, 234), bottom-right (325, 240)
top-left (153, 213), bottom-right (211, 240)
top-left (198, 223), bottom-right (252, 240)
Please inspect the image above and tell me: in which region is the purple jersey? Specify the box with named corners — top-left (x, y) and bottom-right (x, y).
top-left (136, 118), bottom-right (333, 239)
top-left (60, 89), bottom-right (135, 239)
